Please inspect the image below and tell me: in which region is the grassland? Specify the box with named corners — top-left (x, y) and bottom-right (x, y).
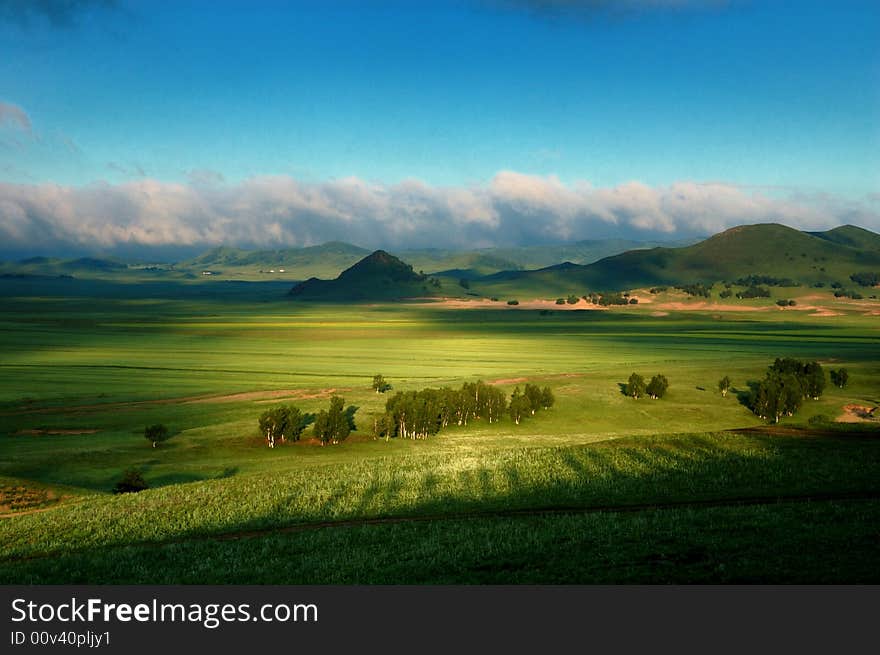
top-left (1, 278), bottom-right (878, 583)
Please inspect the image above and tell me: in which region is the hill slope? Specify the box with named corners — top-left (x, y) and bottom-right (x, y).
top-left (289, 250), bottom-right (447, 300)
top-left (476, 223), bottom-right (880, 295)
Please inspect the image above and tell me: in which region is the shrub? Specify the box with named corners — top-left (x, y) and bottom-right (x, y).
top-left (113, 469), bottom-right (148, 494)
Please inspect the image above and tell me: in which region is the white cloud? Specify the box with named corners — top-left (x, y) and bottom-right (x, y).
top-left (0, 172), bottom-right (877, 253)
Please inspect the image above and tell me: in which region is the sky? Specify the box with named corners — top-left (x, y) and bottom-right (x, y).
top-left (0, 0), bottom-right (878, 255)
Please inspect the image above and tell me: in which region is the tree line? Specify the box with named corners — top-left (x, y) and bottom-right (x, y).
top-left (258, 396), bottom-right (356, 447)
top-left (374, 381), bottom-right (554, 439)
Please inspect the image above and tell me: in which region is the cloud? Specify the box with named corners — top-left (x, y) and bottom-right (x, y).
top-left (0, 101), bottom-right (32, 134)
top-left (0, 0), bottom-right (117, 28)
top-left (0, 172), bottom-right (877, 253)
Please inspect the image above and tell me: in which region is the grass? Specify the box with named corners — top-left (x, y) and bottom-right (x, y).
top-left (0, 281), bottom-right (878, 583)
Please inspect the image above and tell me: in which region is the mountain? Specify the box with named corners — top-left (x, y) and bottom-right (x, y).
top-left (810, 225), bottom-right (880, 251)
top-left (474, 223), bottom-right (880, 296)
top-left (289, 250), bottom-right (447, 300)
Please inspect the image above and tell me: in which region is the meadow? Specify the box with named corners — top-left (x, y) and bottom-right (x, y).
top-left (1, 279), bottom-right (878, 582)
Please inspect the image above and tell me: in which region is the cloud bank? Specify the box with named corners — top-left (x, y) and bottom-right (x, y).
top-left (1, 172), bottom-right (877, 254)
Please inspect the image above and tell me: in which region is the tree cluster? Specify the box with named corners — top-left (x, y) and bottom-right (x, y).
top-left (313, 396), bottom-right (356, 445)
top-left (736, 285), bottom-right (771, 299)
top-left (258, 405), bottom-right (308, 448)
top-left (833, 289), bottom-right (864, 300)
top-left (374, 381), bottom-right (554, 438)
top-left (734, 275), bottom-right (798, 287)
top-left (626, 373), bottom-right (669, 399)
top-left (676, 283), bottom-right (712, 298)
top-left (749, 358), bottom-right (825, 423)
top-left (830, 368), bottom-right (849, 388)
top-left (850, 272), bottom-right (879, 287)
top-left (509, 383), bottom-right (555, 425)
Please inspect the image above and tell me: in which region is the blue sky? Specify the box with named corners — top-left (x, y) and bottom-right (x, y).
top-left (0, 0), bottom-right (878, 251)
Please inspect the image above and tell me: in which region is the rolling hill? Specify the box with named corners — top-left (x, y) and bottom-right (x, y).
top-left (474, 224), bottom-right (880, 296)
top-left (288, 250), bottom-right (450, 300)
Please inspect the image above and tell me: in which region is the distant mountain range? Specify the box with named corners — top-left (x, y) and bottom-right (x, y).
top-left (0, 236), bottom-right (701, 282)
top-left (285, 224), bottom-right (880, 301)
top-left (2, 224), bottom-right (878, 301)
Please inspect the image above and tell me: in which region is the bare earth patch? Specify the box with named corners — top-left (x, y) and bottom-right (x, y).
top-left (837, 404), bottom-right (878, 423)
top-left (490, 377), bottom-right (528, 385)
top-left (189, 388), bottom-right (350, 405)
top-left (0, 485), bottom-right (64, 516)
top-left (655, 301), bottom-right (768, 312)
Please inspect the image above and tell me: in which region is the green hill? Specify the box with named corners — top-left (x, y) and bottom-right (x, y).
top-left (289, 250), bottom-right (450, 300)
top-left (475, 223), bottom-right (880, 296)
top-left (810, 225), bottom-right (880, 251)
top-left (180, 242), bottom-right (371, 279)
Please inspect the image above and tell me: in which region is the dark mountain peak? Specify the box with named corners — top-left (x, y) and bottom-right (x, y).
top-left (337, 250), bottom-right (423, 283)
top-left (289, 250), bottom-right (432, 300)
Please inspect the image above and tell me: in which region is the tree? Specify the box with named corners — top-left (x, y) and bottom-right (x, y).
top-left (830, 368), bottom-right (849, 388)
top-left (372, 374), bottom-right (391, 393)
top-left (627, 373), bottom-right (646, 399)
top-left (718, 375), bottom-right (732, 397)
top-left (508, 387), bottom-right (530, 425)
top-left (113, 469), bottom-right (148, 494)
top-left (803, 361), bottom-right (825, 400)
top-left (144, 424), bottom-right (170, 448)
top-left (313, 396), bottom-right (352, 445)
top-left (540, 386), bottom-right (555, 409)
top-left (523, 383), bottom-right (543, 415)
top-left (646, 374), bottom-right (669, 399)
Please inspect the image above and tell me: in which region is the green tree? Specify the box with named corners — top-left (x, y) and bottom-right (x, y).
top-left (523, 383), bottom-right (543, 415)
top-left (144, 424), bottom-right (170, 448)
top-left (830, 368), bottom-right (849, 389)
top-left (508, 388), bottom-right (530, 425)
top-left (258, 405), bottom-right (306, 448)
top-left (372, 374), bottom-right (391, 393)
top-left (646, 374), bottom-right (669, 399)
top-left (626, 373), bottom-right (646, 399)
top-left (313, 396), bottom-right (352, 445)
top-left (540, 386), bottom-right (555, 409)
top-left (718, 375), bottom-right (732, 397)
top-left (803, 361), bottom-right (825, 400)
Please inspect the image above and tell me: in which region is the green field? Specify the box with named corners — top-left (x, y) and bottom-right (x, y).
top-left (1, 280), bottom-right (879, 583)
